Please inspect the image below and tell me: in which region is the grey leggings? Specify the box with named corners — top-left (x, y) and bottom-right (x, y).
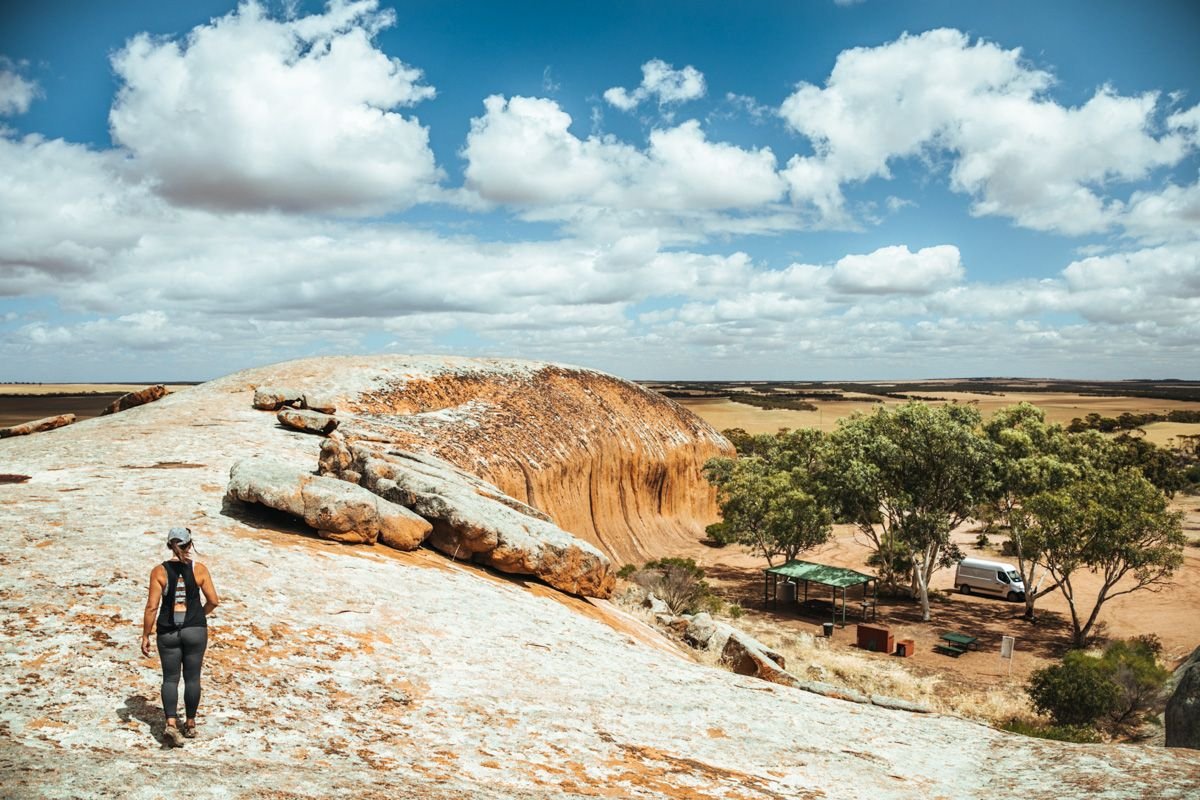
top-left (156, 626), bottom-right (208, 720)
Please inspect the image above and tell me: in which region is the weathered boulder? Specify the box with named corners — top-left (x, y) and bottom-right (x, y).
top-left (277, 407), bottom-right (339, 435)
top-left (0, 414), bottom-right (75, 438)
top-left (643, 592), bottom-right (671, 616)
top-left (319, 434), bottom-right (613, 598)
top-left (684, 612), bottom-right (719, 649)
top-left (101, 384), bottom-right (167, 415)
top-left (1167, 645), bottom-right (1200, 749)
top-left (302, 393), bottom-right (337, 414)
top-left (721, 630), bottom-right (799, 688)
top-left (226, 456), bottom-right (431, 548)
top-left (253, 386), bottom-right (304, 410)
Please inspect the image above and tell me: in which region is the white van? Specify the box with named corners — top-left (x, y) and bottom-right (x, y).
top-left (954, 558), bottom-right (1026, 601)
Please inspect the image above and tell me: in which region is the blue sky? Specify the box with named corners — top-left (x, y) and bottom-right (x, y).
top-left (0, 0), bottom-right (1197, 381)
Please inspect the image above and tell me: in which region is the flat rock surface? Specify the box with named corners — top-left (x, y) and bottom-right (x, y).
top-left (1, 355), bottom-right (1199, 799)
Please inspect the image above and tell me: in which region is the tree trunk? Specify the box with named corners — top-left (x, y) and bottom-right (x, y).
top-left (911, 551), bottom-right (932, 621)
top-left (1021, 560), bottom-right (1039, 620)
top-left (1074, 583), bottom-right (1113, 647)
top-left (1060, 576), bottom-right (1086, 647)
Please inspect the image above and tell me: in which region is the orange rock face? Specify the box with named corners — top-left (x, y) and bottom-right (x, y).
top-left (339, 364), bottom-right (733, 565)
top-left (100, 384), bottom-right (167, 415)
top-left (0, 413), bottom-right (75, 438)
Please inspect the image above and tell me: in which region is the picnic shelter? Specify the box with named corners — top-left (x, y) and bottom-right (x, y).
top-left (763, 559), bottom-right (878, 627)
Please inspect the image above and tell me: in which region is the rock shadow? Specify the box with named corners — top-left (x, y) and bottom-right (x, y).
top-left (219, 495), bottom-right (318, 538)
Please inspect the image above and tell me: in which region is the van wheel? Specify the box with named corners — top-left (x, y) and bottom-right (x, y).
top-left (1006, 592), bottom-right (1019, 602)
top-left (960, 584), bottom-right (971, 595)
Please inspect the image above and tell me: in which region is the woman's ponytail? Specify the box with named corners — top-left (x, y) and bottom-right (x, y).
top-left (168, 539), bottom-right (193, 562)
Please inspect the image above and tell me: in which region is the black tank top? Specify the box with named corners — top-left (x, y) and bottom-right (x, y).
top-left (157, 560), bottom-right (206, 631)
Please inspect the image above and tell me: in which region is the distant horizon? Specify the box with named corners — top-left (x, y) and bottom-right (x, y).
top-left (4, 375), bottom-right (1200, 387)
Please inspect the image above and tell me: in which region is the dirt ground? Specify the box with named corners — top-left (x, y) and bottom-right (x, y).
top-left (679, 393), bottom-right (1200, 688)
top-left (677, 515), bottom-right (1200, 686)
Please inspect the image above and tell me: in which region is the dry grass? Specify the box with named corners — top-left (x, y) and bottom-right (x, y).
top-left (724, 615), bottom-right (1038, 724)
top-left (613, 583), bottom-right (1038, 726)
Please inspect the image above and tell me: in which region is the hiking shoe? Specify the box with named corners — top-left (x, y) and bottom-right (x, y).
top-left (182, 721), bottom-right (197, 739)
top-left (163, 725), bottom-right (186, 747)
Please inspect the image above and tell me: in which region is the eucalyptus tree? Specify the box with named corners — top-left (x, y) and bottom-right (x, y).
top-left (825, 402), bottom-right (994, 621)
top-left (703, 428), bottom-right (832, 568)
top-left (981, 403), bottom-right (1079, 620)
top-left (1025, 467), bottom-right (1185, 647)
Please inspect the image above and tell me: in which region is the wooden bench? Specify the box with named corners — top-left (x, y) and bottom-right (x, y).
top-left (934, 643), bottom-right (966, 657)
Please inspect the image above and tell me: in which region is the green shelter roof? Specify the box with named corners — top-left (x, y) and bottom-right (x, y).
top-left (764, 560), bottom-right (875, 589)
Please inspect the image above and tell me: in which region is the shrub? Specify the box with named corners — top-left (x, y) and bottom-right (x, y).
top-left (1099, 638), bottom-right (1170, 727)
top-left (704, 521), bottom-right (736, 546)
top-left (1026, 650), bottom-right (1119, 726)
top-left (975, 532), bottom-right (991, 549)
top-left (632, 557), bottom-right (713, 615)
top-left (616, 563), bottom-right (637, 580)
top-left (727, 603), bottom-right (744, 619)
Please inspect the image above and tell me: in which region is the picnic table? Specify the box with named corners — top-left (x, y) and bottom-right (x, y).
top-left (934, 631), bottom-right (979, 657)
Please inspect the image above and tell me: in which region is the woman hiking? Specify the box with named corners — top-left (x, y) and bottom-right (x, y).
top-left (141, 527), bottom-right (220, 747)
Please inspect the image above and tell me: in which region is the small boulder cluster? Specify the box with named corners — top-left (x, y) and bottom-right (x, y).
top-left (639, 592), bottom-right (930, 712)
top-left (227, 385), bottom-right (615, 598)
top-left (641, 594), bottom-right (800, 688)
top-left (253, 386), bottom-right (340, 435)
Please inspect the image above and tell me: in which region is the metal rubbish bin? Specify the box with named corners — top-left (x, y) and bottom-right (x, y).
top-left (822, 622), bottom-right (834, 637)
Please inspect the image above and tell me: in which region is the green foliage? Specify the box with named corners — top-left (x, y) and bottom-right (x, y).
top-left (1186, 462), bottom-right (1200, 487)
top-left (703, 521), bottom-right (736, 546)
top-left (726, 603), bottom-right (744, 619)
top-left (1000, 718), bottom-right (1101, 743)
top-left (975, 532), bottom-right (991, 549)
top-left (1068, 409), bottom-right (1200, 432)
top-left (981, 403), bottom-right (1080, 619)
top-left (1027, 650), bottom-right (1120, 727)
top-left (1099, 638), bottom-right (1171, 726)
top-left (703, 430), bottom-right (832, 568)
top-left (1025, 639), bottom-right (1171, 733)
top-left (1026, 466), bottom-right (1185, 646)
top-left (616, 563), bottom-right (637, 580)
top-left (729, 395), bottom-right (818, 412)
top-left (1108, 433), bottom-right (1188, 497)
top-left (824, 401), bottom-right (993, 619)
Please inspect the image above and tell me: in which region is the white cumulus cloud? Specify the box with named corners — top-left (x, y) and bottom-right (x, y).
top-left (830, 244), bottom-right (964, 295)
top-left (779, 28), bottom-right (1197, 235)
top-left (0, 63), bottom-right (39, 116)
top-left (108, 0), bottom-right (440, 213)
top-left (462, 95), bottom-right (787, 240)
top-left (604, 59), bottom-right (706, 112)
